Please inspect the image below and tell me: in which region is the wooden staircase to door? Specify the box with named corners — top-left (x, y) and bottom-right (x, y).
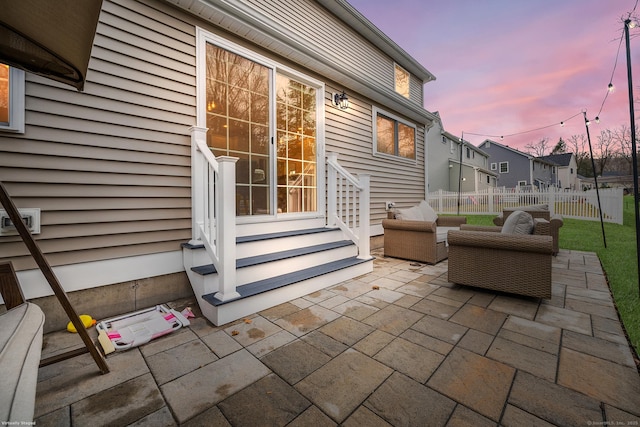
top-left (183, 226), bottom-right (373, 326)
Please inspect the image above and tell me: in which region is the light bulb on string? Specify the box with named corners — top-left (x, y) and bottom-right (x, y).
top-left (628, 19), bottom-right (637, 29)
top-left (608, 83), bottom-right (615, 93)
top-left (500, 136), bottom-right (504, 140)
top-left (560, 121), bottom-right (564, 127)
top-left (595, 116), bottom-right (600, 123)
top-left (586, 119), bottom-right (591, 126)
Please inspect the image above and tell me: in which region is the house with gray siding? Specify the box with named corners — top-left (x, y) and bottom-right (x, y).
top-left (0, 0), bottom-right (438, 327)
top-left (478, 139), bottom-right (558, 190)
top-left (427, 116), bottom-right (497, 193)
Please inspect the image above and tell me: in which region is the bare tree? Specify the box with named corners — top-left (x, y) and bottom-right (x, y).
top-left (594, 129), bottom-right (619, 175)
top-left (614, 124), bottom-right (635, 174)
top-left (525, 137), bottom-right (551, 157)
top-left (566, 134), bottom-right (593, 177)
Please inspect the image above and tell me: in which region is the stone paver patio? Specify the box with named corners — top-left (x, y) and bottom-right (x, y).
top-left (34, 248), bottom-right (640, 426)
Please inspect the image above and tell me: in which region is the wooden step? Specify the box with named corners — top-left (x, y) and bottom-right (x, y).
top-left (191, 240), bottom-right (354, 276)
top-left (202, 256), bottom-right (372, 306)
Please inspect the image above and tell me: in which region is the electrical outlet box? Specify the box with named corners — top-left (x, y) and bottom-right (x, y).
top-left (0, 208), bottom-right (41, 235)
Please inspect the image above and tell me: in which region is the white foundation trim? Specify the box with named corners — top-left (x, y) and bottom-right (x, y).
top-left (11, 251), bottom-right (184, 301)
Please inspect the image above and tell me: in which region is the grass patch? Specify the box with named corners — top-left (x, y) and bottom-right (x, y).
top-left (461, 200), bottom-right (640, 357)
top-left (560, 196), bottom-right (640, 358)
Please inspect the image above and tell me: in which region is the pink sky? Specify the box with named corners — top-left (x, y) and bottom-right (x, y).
top-left (347, 0), bottom-right (640, 152)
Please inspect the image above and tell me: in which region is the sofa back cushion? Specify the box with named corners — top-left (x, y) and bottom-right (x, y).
top-left (501, 210), bottom-right (534, 234)
top-left (418, 200), bottom-right (438, 223)
top-left (395, 206), bottom-right (424, 221)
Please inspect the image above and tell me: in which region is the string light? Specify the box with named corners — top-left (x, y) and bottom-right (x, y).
top-left (464, 111), bottom-right (582, 140)
top-left (463, 13), bottom-right (635, 142)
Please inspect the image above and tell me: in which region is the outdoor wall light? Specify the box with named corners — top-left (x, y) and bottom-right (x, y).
top-left (332, 91), bottom-right (349, 110)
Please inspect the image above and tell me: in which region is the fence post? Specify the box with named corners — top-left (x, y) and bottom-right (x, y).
top-left (488, 187), bottom-right (494, 214)
top-left (549, 187), bottom-right (556, 215)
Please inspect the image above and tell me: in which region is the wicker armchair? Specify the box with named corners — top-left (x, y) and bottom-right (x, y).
top-left (447, 221), bottom-right (553, 299)
top-left (382, 215), bottom-right (467, 264)
top-left (494, 207), bottom-right (563, 255)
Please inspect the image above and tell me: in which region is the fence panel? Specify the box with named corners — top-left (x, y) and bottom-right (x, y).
top-left (428, 187), bottom-right (623, 224)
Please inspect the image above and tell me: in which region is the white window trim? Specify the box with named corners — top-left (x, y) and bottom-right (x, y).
top-left (518, 180), bottom-right (527, 186)
top-left (195, 27), bottom-right (326, 222)
top-left (499, 161), bottom-right (509, 173)
top-left (372, 106), bottom-right (417, 164)
top-left (1, 67), bottom-right (25, 133)
top-left (490, 162), bottom-right (497, 170)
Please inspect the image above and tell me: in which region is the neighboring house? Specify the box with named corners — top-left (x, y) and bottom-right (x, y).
top-left (426, 116), bottom-right (497, 193)
top-left (0, 0), bottom-right (438, 326)
top-left (478, 139), bottom-right (558, 189)
top-left (538, 153), bottom-right (578, 190)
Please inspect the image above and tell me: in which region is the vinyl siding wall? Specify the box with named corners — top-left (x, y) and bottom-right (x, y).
top-left (236, 0), bottom-right (425, 106)
top-left (0, 0), bottom-right (429, 274)
top-left (325, 88), bottom-right (426, 229)
top-left (0, 0), bottom-right (196, 271)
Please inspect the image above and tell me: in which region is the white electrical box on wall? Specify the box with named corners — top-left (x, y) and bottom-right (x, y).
top-left (0, 208), bottom-right (41, 235)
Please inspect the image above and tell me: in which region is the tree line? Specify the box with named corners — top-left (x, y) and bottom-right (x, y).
top-left (524, 124), bottom-right (638, 179)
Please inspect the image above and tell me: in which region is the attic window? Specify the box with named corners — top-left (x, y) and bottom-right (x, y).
top-left (394, 64), bottom-right (410, 98)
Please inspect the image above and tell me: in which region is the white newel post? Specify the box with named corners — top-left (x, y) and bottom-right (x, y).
top-left (190, 126), bottom-right (208, 245)
top-left (327, 152), bottom-right (338, 227)
top-left (214, 156), bottom-right (240, 302)
top-left (358, 174), bottom-right (370, 259)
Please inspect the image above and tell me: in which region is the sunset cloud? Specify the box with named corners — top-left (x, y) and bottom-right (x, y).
top-left (348, 0), bottom-right (639, 150)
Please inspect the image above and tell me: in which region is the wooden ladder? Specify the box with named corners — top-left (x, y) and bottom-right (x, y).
top-left (0, 181), bottom-right (109, 374)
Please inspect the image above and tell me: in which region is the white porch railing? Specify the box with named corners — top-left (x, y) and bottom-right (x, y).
top-left (428, 187), bottom-right (624, 224)
top-left (327, 152), bottom-right (370, 258)
top-left (190, 127), bottom-right (239, 302)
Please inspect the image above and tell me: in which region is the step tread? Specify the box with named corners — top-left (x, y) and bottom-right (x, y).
top-left (183, 227), bottom-right (340, 251)
top-left (191, 240), bottom-right (354, 275)
top-left (236, 227), bottom-right (339, 244)
top-left (202, 256), bottom-right (373, 306)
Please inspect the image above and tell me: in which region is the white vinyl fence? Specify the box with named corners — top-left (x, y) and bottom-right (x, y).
top-left (428, 187), bottom-right (624, 224)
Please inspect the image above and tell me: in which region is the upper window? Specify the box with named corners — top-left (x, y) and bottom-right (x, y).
top-left (373, 107), bottom-right (416, 161)
top-left (499, 161), bottom-right (509, 173)
top-left (394, 64), bottom-right (410, 98)
top-left (490, 162), bottom-right (497, 171)
top-left (0, 64), bottom-right (25, 133)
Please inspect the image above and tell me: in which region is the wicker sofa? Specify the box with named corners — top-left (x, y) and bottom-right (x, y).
top-left (447, 217), bottom-right (553, 299)
top-left (493, 205), bottom-right (563, 255)
top-left (382, 201), bottom-right (466, 264)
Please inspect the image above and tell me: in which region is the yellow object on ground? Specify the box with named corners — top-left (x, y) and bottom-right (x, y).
top-left (67, 315), bottom-right (96, 333)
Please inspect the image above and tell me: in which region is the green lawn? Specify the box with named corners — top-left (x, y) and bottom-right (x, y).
top-left (462, 198), bottom-right (640, 358)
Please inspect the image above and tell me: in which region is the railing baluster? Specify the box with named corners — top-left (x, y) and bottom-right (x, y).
top-left (326, 152), bottom-right (370, 259)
